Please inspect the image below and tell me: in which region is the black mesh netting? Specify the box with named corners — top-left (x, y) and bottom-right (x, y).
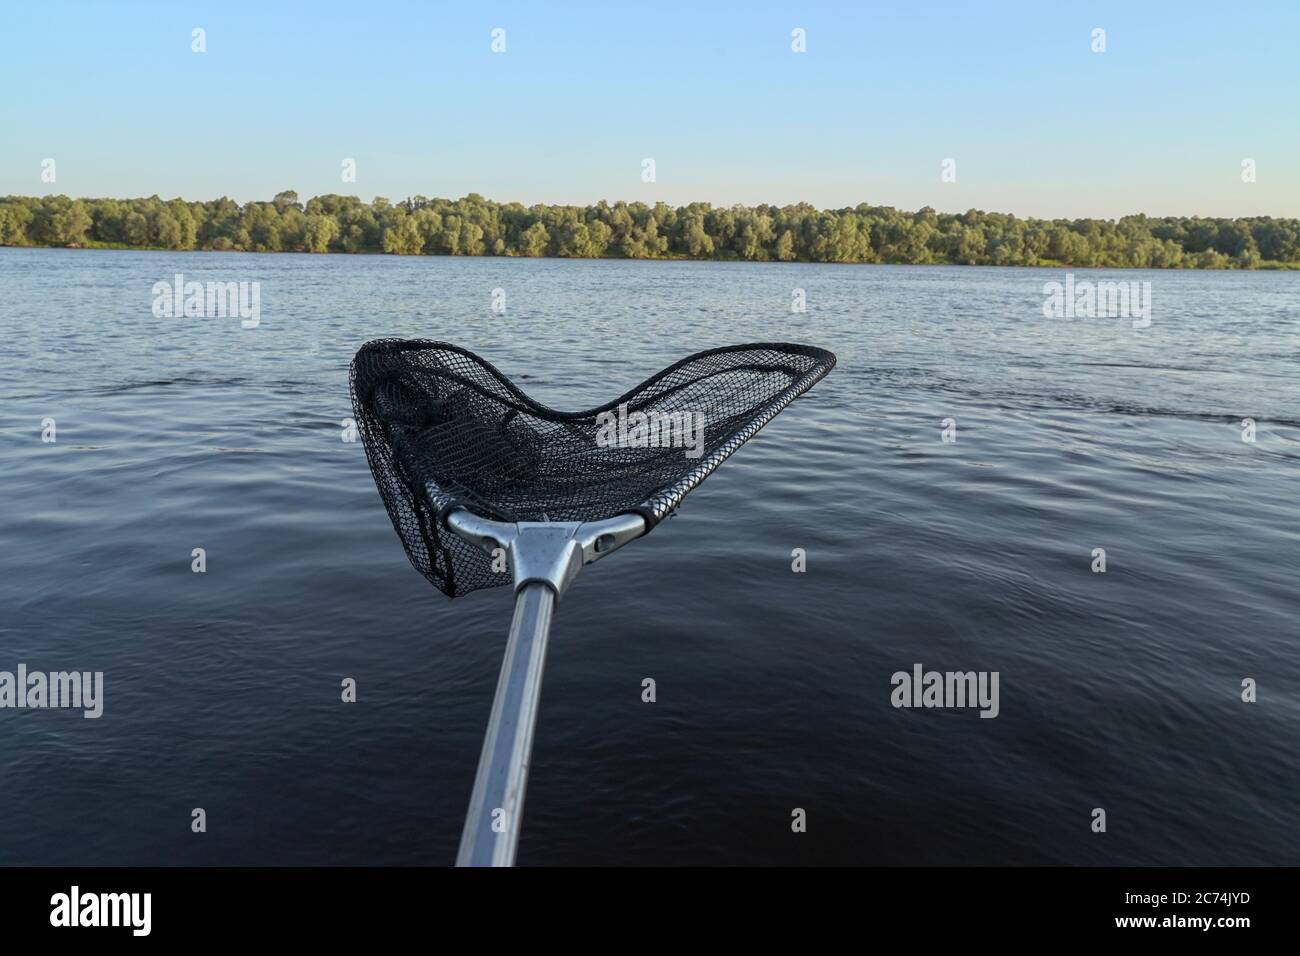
top-left (350, 340), bottom-right (836, 597)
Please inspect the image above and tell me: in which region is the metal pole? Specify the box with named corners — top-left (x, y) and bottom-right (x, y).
top-left (455, 582), bottom-right (557, 866)
top-left (444, 509), bottom-right (644, 866)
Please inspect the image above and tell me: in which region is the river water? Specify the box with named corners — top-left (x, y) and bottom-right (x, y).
top-left (1, 247), bottom-right (1296, 864)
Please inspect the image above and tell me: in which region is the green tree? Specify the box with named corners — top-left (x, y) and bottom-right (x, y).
top-left (0, 203), bottom-right (34, 244)
top-left (382, 215), bottom-right (424, 255)
top-left (520, 221), bottom-right (549, 257)
top-left (52, 200), bottom-right (93, 245)
top-left (150, 209), bottom-right (183, 249)
top-left (775, 230), bottom-right (796, 261)
top-left (3, 191), bottom-right (1298, 269)
top-left (303, 214), bottom-right (340, 253)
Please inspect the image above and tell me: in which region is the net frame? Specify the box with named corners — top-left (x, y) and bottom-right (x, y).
top-left (351, 339), bottom-right (836, 597)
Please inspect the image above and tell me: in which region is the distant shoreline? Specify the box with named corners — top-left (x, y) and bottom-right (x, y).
top-left (3, 192), bottom-right (1298, 270)
top-left (7, 243), bottom-right (1300, 272)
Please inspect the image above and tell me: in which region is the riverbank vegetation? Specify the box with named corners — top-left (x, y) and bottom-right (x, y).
top-left (2, 191), bottom-right (1297, 268)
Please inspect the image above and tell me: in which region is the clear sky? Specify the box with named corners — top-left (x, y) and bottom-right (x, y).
top-left (2, 0), bottom-right (1297, 219)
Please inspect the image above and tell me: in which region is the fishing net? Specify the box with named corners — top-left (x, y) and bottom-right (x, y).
top-left (350, 340), bottom-right (836, 598)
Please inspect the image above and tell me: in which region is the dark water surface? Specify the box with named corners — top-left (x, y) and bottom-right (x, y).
top-left (1, 247), bottom-right (1296, 865)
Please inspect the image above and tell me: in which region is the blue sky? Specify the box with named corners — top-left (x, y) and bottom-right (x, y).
top-left (2, 0), bottom-right (1297, 218)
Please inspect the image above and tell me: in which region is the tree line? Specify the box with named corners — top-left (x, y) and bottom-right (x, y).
top-left (2, 191), bottom-right (1297, 268)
